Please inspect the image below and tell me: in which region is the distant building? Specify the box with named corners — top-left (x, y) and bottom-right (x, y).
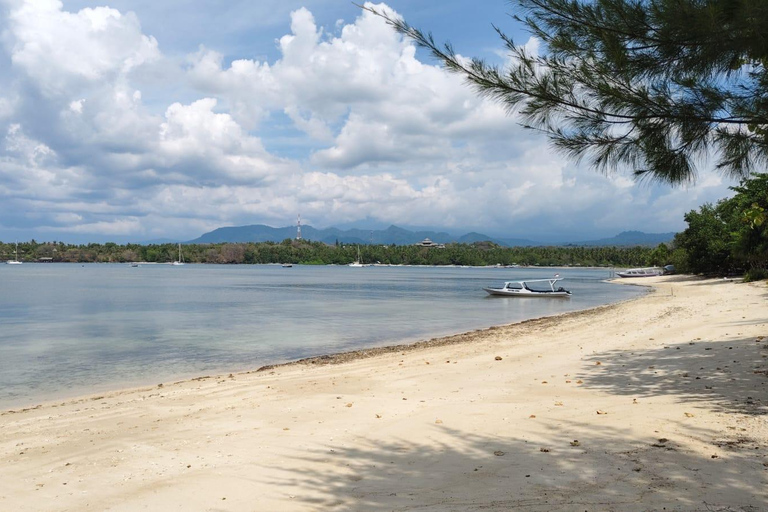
top-left (416, 238), bottom-right (445, 248)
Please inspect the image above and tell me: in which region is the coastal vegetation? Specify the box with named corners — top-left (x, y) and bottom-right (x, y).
top-left (0, 239), bottom-right (656, 267)
top-left (671, 173), bottom-right (768, 280)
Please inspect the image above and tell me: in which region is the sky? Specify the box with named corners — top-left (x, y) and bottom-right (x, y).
top-left (0, 0), bottom-right (736, 244)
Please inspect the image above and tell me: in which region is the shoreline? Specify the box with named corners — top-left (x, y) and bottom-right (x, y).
top-left (2, 279), bottom-right (648, 415)
top-left (1, 276), bottom-right (766, 511)
top-left (255, 282), bottom-right (650, 372)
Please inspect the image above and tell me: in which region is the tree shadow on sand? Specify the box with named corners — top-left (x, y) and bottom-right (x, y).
top-left (256, 278), bottom-right (767, 510)
top-left (653, 275), bottom-right (760, 287)
top-left (260, 424), bottom-right (765, 511)
top-left (575, 335), bottom-right (767, 416)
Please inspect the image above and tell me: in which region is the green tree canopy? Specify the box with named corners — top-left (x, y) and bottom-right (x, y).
top-left (673, 173), bottom-right (768, 276)
top-left (366, 0), bottom-right (768, 184)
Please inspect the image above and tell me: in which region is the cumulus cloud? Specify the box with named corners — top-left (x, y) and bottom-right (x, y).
top-left (49, 217), bottom-right (144, 235)
top-left (155, 98), bottom-right (297, 184)
top-left (187, 3), bottom-right (490, 171)
top-left (0, 0), bottom-right (737, 242)
top-left (6, 0), bottom-right (160, 97)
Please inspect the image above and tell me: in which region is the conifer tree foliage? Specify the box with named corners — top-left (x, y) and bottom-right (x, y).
top-left (365, 0), bottom-right (768, 184)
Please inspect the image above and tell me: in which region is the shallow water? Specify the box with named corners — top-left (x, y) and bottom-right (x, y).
top-left (0, 264), bottom-right (645, 408)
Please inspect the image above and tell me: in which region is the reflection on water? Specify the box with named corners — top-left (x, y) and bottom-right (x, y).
top-left (0, 264), bottom-right (644, 408)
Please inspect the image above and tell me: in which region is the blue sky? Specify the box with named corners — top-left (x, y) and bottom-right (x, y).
top-left (0, 0), bottom-right (734, 243)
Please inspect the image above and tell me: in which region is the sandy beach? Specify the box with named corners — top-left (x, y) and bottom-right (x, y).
top-left (1, 276), bottom-right (766, 511)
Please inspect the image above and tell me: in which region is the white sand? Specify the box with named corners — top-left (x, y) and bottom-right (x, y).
top-left (1, 276), bottom-right (766, 511)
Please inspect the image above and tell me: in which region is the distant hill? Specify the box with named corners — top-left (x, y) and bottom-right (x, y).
top-left (189, 225), bottom-right (297, 244)
top-left (568, 231), bottom-right (676, 247)
top-left (187, 224), bottom-right (675, 247)
top-left (456, 232), bottom-right (539, 247)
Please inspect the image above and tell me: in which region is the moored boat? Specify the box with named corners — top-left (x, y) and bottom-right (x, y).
top-left (349, 246), bottom-right (366, 267)
top-left (5, 241), bottom-right (22, 265)
top-left (171, 243), bottom-right (185, 265)
top-left (483, 278), bottom-right (571, 297)
top-left (616, 267), bottom-right (663, 278)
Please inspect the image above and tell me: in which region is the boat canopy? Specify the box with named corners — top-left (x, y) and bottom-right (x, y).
top-left (503, 278), bottom-right (564, 291)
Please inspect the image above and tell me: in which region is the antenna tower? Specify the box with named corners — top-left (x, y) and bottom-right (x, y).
top-left (296, 214), bottom-right (302, 240)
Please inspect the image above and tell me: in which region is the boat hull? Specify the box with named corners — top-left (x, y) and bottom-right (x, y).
top-left (616, 272), bottom-right (661, 278)
top-left (483, 287), bottom-right (571, 298)
top-left (616, 267), bottom-right (663, 278)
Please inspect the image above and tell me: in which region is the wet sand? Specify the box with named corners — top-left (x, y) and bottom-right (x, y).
top-left (1, 276), bottom-right (766, 511)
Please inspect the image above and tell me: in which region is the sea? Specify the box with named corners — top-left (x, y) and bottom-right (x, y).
top-left (0, 264), bottom-right (646, 409)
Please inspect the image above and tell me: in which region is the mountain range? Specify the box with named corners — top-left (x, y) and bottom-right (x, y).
top-left (186, 224), bottom-right (675, 247)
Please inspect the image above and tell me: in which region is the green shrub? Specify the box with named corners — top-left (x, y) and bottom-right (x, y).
top-left (743, 268), bottom-right (768, 282)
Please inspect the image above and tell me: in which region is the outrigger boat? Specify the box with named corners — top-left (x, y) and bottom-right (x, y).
top-left (615, 267), bottom-right (663, 278)
top-left (483, 278), bottom-right (571, 298)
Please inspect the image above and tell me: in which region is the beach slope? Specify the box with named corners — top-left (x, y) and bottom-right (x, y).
top-left (1, 276), bottom-right (766, 511)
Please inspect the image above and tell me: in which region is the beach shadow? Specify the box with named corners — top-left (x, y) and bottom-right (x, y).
top-left (262, 425), bottom-right (765, 511)
top-left (651, 275), bottom-right (752, 287)
top-left (651, 275), bottom-right (703, 283)
top-left (576, 337), bottom-right (767, 416)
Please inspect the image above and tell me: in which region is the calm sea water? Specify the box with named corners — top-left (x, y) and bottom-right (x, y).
top-left (0, 264), bottom-right (645, 408)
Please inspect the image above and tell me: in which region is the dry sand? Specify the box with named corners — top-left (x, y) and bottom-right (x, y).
top-left (1, 276), bottom-right (766, 511)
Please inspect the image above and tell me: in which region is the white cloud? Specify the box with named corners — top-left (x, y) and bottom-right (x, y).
top-left (4, 123), bottom-right (56, 166)
top-left (156, 98), bottom-right (298, 183)
top-left (0, 1), bottom-right (738, 242)
top-left (68, 99), bottom-right (85, 114)
top-left (50, 217), bottom-right (144, 235)
top-left (6, 0), bottom-right (160, 97)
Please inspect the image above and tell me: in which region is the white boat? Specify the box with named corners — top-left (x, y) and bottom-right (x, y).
top-left (6, 241), bottom-right (22, 265)
top-left (616, 267), bottom-right (663, 278)
top-left (281, 263), bottom-right (293, 268)
top-left (349, 246), bottom-right (365, 267)
top-left (484, 278), bottom-right (571, 297)
top-left (171, 243), bottom-right (185, 265)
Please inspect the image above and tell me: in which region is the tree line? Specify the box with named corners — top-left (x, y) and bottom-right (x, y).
top-left (0, 239), bottom-right (659, 268)
top-left (670, 174), bottom-right (768, 281)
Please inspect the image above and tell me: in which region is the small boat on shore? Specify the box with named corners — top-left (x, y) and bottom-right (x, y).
top-left (484, 278), bottom-right (571, 298)
top-left (616, 267), bottom-right (663, 278)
